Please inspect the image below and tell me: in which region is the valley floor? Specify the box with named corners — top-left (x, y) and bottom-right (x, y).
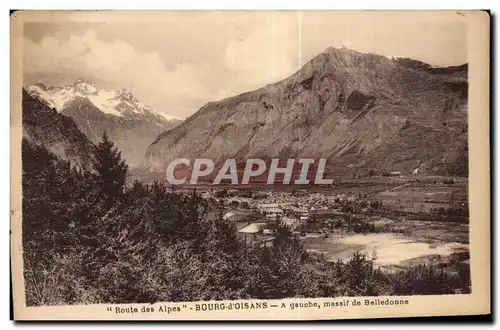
top-left (203, 175), bottom-right (469, 280)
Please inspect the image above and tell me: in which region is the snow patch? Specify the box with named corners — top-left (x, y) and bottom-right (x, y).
top-left (88, 94), bottom-right (123, 117)
top-left (25, 80), bottom-right (174, 121)
top-left (26, 85), bottom-right (68, 110)
top-left (156, 111), bottom-right (181, 121)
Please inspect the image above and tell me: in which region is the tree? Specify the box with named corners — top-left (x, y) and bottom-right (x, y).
top-left (91, 132), bottom-right (128, 202)
top-left (253, 219), bottom-right (305, 298)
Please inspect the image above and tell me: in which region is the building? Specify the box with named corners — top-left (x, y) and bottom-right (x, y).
top-left (238, 222), bottom-right (267, 234)
top-left (223, 212), bottom-right (236, 220)
top-left (262, 228), bottom-right (273, 235)
top-left (257, 203), bottom-right (279, 211)
top-left (257, 202), bottom-right (284, 219)
top-left (389, 171), bottom-right (402, 176)
top-left (263, 207), bottom-right (284, 219)
top-left (237, 222), bottom-right (268, 244)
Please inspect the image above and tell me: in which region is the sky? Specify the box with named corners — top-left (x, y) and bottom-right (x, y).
top-left (22, 11), bottom-right (467, 119)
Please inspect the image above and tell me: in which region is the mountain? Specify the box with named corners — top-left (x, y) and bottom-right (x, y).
top-left (26, 79), bottom-right (182, 167)
top-left (145, 47), bottom-right (468, 180)
top-left (22, 88), bottom-right (93, 168)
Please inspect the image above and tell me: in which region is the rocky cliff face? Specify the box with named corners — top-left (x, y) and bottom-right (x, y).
top-left (145, 47), bottom-right (468, 179)
top-left (22, 89), bottom-right (94, 168)
top-left (26, 79), bottom-right (182, 167)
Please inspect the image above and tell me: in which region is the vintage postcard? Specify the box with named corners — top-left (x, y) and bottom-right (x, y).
top-left (10, 10), bottom-right (490, 320)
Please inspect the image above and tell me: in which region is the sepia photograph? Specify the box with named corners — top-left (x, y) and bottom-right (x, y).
top-left (10, 10), bottom-right (490, 320)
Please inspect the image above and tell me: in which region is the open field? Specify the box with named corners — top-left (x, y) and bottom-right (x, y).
top-left (301, 231), bottom-right (468, 266)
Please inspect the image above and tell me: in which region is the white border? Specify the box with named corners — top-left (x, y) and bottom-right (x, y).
top-left (3, 2), bottom-right (495, 329)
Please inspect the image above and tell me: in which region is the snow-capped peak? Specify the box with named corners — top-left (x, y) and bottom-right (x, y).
top-left (71, 78), bottom-right (99, 95)
top-left (115, 88), bottom-right (135, 101)
top-left (25, 80), bottom-right (177, 126)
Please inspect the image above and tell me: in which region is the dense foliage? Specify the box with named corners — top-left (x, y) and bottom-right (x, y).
top-left (22, 135), bottom-right (470, 306)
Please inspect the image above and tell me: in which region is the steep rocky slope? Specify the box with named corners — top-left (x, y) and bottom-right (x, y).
top-left (22, 89), bottom-right (93, 168)
top-left (145, 47), bottom-right (468, 179)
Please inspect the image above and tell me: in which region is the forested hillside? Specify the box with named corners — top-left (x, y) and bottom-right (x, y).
top-left (22, 135), bottom-right (470, 306)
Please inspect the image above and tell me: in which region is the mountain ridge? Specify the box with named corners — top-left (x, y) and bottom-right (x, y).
top-left (26, 79), bottom-right (183, 167)
top-left (145, 47), bottom-right (468, 180)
